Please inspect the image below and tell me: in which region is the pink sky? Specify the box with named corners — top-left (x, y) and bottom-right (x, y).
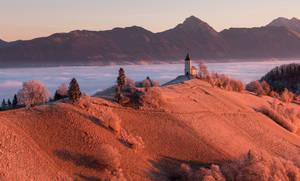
top-left (1, 0), bottom-right (300, 41)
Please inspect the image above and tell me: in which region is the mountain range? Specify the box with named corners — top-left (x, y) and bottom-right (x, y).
top-left (1, 16), bottom-right (300, 67)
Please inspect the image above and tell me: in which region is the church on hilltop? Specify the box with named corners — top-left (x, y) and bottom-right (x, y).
top-left (184, 53), bottom-right (197, 76)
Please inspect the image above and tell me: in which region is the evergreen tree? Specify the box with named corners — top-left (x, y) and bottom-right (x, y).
top-left (115, 86), bottom-right (121, 103)
top-left (1, 99), bottom-right (6, 110)
top-left (7, 99), bottom-right (12, 108)
top-left (68, 78), bottom-right (81, 103)
top-left (54, 90), bottom-right (62, 101)
top-left (146, 76), bottom-right (153, 87)
top-left (12, 94), bottom-right (18, 108)
top-left (117, 68), bottom-right (126, 89)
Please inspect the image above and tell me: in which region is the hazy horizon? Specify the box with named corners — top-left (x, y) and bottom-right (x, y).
top-left (1, 0), bottom-right (300, 41)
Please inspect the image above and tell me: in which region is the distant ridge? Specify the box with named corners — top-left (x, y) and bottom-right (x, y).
top-left (268, 17), bottom-right (300, 34)
top-left (0, 39), bottom-right (7, 47)
top-left (1, 16), bottom-right (300, 67)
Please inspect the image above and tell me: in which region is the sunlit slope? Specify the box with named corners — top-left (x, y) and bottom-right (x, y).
top-left (0, 79), bottom-right (299, 180)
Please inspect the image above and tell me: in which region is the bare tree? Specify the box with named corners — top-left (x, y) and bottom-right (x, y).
top-left (54, 82), bottom-right (68, 100)
top-left (152, 80), bottom-right (160, 87)
top-left (198, 60), bottom-right (209, 79)
top-left (17, 80), bottom-right (50, 108)
top-left (142, 79), bottom-right (151, 91)
top-left (57, 82), bottom-right (68, 96)
top-left (125, 77), bottom-right (135, 88)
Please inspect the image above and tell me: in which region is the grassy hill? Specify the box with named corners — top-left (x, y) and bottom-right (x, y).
top-left (0, 79), bottom-right (299, 180)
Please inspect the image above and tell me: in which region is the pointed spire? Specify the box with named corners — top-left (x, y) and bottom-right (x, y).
top-left (185, 53), bottom-right (190, 61)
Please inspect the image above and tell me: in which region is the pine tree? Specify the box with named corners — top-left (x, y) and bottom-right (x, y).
top-left (7, 99), bottom-right (12, 108)
top-left (1, 99), bottom-right (6, 110)
top-left (12, 94), bottom-right (18, 108)
top-left (115, 86), bottom-right (121, 103)
top-left (54, 90), bottom-right (62, 101)
top-left (117, 68), bottom-right (126, 89)
top-left (68, 78), bottom-right (81, 103)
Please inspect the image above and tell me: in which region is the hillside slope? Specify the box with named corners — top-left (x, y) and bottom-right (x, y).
top-left (0, 79), bottom-right (299, 180)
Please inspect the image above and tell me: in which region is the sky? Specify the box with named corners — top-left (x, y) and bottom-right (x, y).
top-left (1, 0), bottom-right (300, 42)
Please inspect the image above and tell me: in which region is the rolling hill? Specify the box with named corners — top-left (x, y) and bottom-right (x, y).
top-left (0, 79), bottom-right (299, 180)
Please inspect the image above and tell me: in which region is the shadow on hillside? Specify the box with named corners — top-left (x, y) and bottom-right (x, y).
top-left (147, 155), bottom-right (210, 180)
top-left (75, 174), bottom-right (101, 181)
top-left (72, 110), bottom-right (113, 132)
top-left (117, 138), bottom-right (133, 149)
top-left (53, 150), bottom-right (103, 170)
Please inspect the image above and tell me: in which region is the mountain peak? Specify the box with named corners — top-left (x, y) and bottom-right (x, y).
top-left (171, 15), bottom-right (216, 33)
top-left (182, 15), bottom-right (206, 26)
top-left (268, 17), bottom-right (300, 33)
top-left (291, 17), bottom-right (300, 22)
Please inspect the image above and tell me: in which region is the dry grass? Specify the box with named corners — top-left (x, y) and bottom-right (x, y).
top-left (222, 150), bottom-right (300, 181)
top-left (100, 109), bottom-right (122, 133)
top-left (174, 150), bottom-right (300, 181)
top-left (260, 100), bottom-right (300, 132)
top-left (120, 129), bottom-right (145, 151)
top-left (98, 144), bottom-right (121, 170)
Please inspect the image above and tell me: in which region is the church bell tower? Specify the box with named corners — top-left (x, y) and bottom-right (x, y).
top-left (184, 53), bottom-right (192, 75)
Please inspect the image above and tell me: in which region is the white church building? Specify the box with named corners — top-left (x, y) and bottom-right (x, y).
top-left (184, 53), bottom-right (197, 76)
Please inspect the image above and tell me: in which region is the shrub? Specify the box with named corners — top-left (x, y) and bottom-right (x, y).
top-left (295, 95), bottom-right (300, 102)
top-left (246, 80), bottom-right (265, 96)
top-left (152, 80), bottom-right (160, 87)
top-left (108, 113), bottom-right (121, 133)
top-left (141, 88), bottom-right (164, 108)
top-left (210, 73), bottom-right (245, 93)
top-left (100, 109), bottom-right (122, 133)
top-left (142, 79), bottom-right (151, 91)
top-left (269, 91), bottom-right (280, 99)
top-left (281, 88), bottom-right (294, 103)
top-left (174, 150), bottom-right (300, 181)
top-left (198, 60), bottom-right (210, 79)
top-left (17, 80), bottom-right (50, 108)
top-left (125, 77), bottom-right (135, 88)
top-left (68, 78), bottom-right (81, 103)
top-left (261, 80), bottom-right (271, 95)
top-left (230, 79), bottom-right (245, 92)
top-left (98, 144), bottom-right (121, 170)
top-left (120, 129), bottom-right (145, 151)
top-left (221, 150), bottom-right (300, 181)
top-left (109, 168), bottom-right (127, 181)
top-left (259, 101), bottom-right (300, 132)
top-left (77, 93), bottom-right (92, 109)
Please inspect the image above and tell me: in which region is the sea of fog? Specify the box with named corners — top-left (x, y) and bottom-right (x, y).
top-left (0, 60), bottom-right (299, 101)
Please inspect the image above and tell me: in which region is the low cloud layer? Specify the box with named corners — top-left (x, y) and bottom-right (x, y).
top-left (0, 60), bottom-right (299, 100)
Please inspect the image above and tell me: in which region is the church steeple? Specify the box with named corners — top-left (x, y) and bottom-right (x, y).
top-left (184, 53), bottom-right (191, 75)
top-left (185, 53), bottom-right (190, 61)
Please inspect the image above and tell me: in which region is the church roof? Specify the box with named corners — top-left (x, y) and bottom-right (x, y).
top-left (185, 53), bottom-right (190, 61)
